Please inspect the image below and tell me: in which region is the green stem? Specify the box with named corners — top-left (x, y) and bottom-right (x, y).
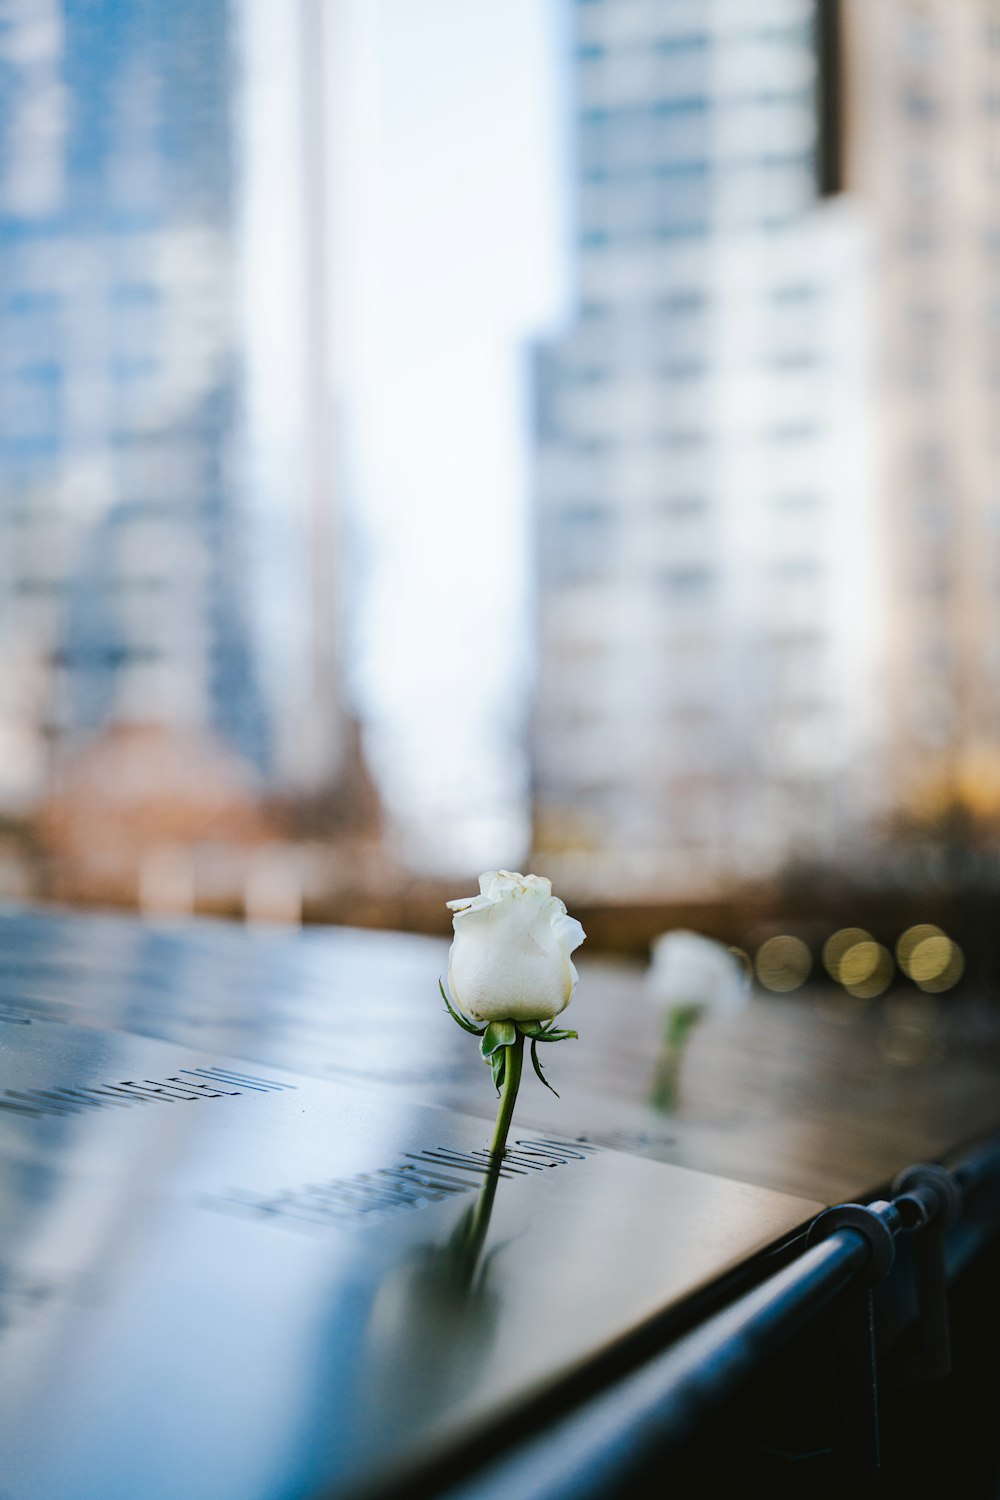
top-left (487, 1031), bottom-right (524, 1161)
top-left (650, 1004), bottom-right (703, 1112)
top-left (456, 1165), bottom-right (501, 1285)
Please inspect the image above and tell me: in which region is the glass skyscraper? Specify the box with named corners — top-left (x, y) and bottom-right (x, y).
top-left (0, 0), bottom-right (268, 814)
top-left (532, 0), bottom-right (876, 898)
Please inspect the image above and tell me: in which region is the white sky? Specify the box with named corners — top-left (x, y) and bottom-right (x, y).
top-left (240, 0), bottom-right (571, 871)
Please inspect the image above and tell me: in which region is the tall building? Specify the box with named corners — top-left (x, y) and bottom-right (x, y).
top-left (532, 0), bottom-right (878, 898)
top-left (842, 0), bottom-right (1000, 836)
top-left (0, 0), bottom-right (268, 813)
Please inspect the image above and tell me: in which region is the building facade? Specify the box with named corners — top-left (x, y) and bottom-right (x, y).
top-left (842, 0), bottom-right (1000, 841)
top-left (532, 0), bottom-right (878, 898)
top-left (0, 0), bottom-right (268, 814)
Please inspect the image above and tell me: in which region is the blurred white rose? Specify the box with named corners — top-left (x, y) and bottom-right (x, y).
top-left (446, 870), bottom-right (586, 1023)
top-left (647, 930), bottom-right (749, 1111)
top-left (646, 930), bottom-right (749, 1017)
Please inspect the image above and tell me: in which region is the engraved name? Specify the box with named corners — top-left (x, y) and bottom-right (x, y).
top-left (0, 1065), bottom-right (295, 1119)
top-left (203, 1137), bottom-right (600, 1230)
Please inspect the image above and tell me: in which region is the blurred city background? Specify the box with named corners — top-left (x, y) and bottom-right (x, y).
top-left (1, 0), bottom-right (999, 997)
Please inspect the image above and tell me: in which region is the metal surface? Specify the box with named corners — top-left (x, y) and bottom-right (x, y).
top-left (434, 1233), bottom-right (872, 1500)
top-left (2, 905), bottom-right (999, 1207)
top-left (433, 1135), bottom-right (1000, 1500)
top-left (1, 906), bottom-right (999, 1499)
top-left (0, 1016), bottom-right (819, 1500)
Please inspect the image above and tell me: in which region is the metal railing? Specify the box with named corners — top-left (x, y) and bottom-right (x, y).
top-left (430, 1135), bottom-right (1000, 1500)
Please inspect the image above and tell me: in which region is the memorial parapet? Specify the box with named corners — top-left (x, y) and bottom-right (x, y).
top-left (1, 907), bottom-right (998, 1499)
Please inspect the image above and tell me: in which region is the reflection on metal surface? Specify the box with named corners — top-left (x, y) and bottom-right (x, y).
top-left (1, 906), bottom-right (999, 1496)
top-left (0, 1013), bottom-right (819, 1500)
top-left (1, 905), bottom-right (999, 1212)
top-left (649, 1005), bottom-right (701, 1114)
top-left (360, 1165), bottom-right (505, 1460)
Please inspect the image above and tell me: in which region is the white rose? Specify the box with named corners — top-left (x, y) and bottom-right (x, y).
top-left (646, 930), bottom-right (749, 1016)
top-left (446, 870), bottom-right (586, 1023)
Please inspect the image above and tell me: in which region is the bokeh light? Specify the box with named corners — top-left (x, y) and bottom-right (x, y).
top-left (912, 939), bottom-right (964, 994)
top-left (754, 935), bottom-right (812, 993)
top-left (896, 923), bottom-right (945, 974)
top-left (896, 924), bottom-right (964, 992)
top-left (822, 927), bottom-right (873, 982)
top-left (839, 940), bottom-right (894, 999)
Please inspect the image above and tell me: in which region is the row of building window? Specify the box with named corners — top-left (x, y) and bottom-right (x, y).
top-left (550, 420), bottom-right (825, 453)
top-left (577, 283), bottom-right (823, 321)
top-left (544, 559), bottom-right (828, 592)
top-left (579, 88), bottom-right (812, 129)
top-left (576, 21), bottom-right (811, 57)
top-left (548, 492), bottom-right (824, 525)
top-left (580, 211), bottom-right (810, 248)
top-left (3, 283), bottom-right (161, 316)
top-left (580, 150), bottom-right (812, 183)
top-left (553, 348), bottom-right (825, 383)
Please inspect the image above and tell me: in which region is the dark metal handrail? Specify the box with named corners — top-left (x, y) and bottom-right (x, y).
top-left (433, 1134), bottom-right (1000, 1500)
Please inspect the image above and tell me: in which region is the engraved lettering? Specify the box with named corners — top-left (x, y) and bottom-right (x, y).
top-left (11, 1089), bottom-right (85, 1115)
top-left (200, 1136), bottom-right (592, 1233)
top-left (515, 1137), bottom-right (595, 1162)
top-left (165, 1075), bottom-right (232, 1098)
top-left (141, 1080), bottom-right (207, 1101)
top-left (180, 1066), bottom-right (293, 1094)
top-left (374, 1165), bottom-right (470, 1198)
top-left (59, 1087), bottom-right (132, 1109)
top-left (308, 1178), bottom-right (401, 1212)
top-left (35, 1089), bottom-right (95, 1113)
top-left (76, 1084), bottom-right (148, 1107)
top-left (405, 1148), bottom-right (526, 1179)
top-left (5, 1069), bottom-right (257, 1119)
top-left (0, 1093), bottom-right (45, 1116)
top-left (114, 1082), bottom-right (180, 1102)
top-left (488, 1149), bottom-right (548, 1171)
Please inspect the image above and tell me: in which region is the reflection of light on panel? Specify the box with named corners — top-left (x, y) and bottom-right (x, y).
top-left (880, 992), bottom-right (942, 1066)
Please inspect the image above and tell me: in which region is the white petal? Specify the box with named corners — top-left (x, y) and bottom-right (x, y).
top-left (647, 930), bottom-right (748, 1015)
top-left (447, 892), bottom-right (495, 914)
top-left (445, 870), bottom-right (585, 1023)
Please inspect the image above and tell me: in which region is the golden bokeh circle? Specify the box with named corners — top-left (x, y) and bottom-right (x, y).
top-left (755, 935), bottom-right (812, 992)
top-left (838, 940), bottom-right (881, 987)
top-left (907, 934), bottom-right (952, 983)
top-left (914, 942), bottom-right (964, 993)
top-left (841, 942), bottom-right (894, 999)
top-left (896, 923), bottom-right (945, 976)
top-left (822, 927), bottom-right (872, 982)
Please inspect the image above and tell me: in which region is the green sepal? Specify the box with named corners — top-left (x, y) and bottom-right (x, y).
top-left (530, 1039), bottom-right (559, 1097)
top-left (490, 1049), bottom-right (506, 1094)
top-left (439, 979), bottom-right (485, 1036)
top-left (481, 1020), bottom-right (516, 1058)
top-left (517, 1020), bottom-right (578, 1041)
top-left (516, 1020), bottom-right (549, 1038)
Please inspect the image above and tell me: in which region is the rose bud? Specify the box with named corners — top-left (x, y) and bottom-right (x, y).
top-left (446, 870), bottom-right (586, 1024)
